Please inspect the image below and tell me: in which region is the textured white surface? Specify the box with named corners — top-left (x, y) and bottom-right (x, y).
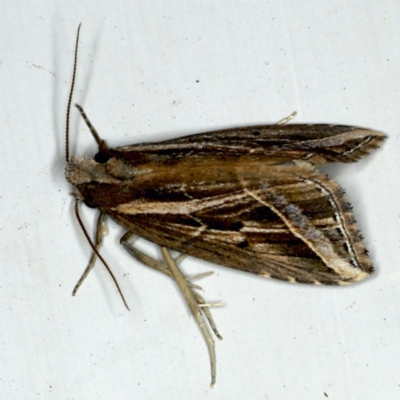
top-left (1, 2), bottom-right (399, 399)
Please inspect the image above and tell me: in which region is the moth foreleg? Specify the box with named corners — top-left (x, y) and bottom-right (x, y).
top-left (276, 111), bottom-right (297, 125)
top-left (72, 212), bottom-right (107, 296)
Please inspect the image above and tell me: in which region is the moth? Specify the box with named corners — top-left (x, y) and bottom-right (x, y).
top-left (64, 25), bottom-right (386, 387)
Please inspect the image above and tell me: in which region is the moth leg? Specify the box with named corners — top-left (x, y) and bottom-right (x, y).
top-left (121, 234), bottom-right (222, 386)
top-left (72, 212), bottom-right (106, 296)
top-left (120, 232), bottom-right (222, 339)
top-left (276, 111), bottom-right (297, 125)
top-left (175, 254), bottom-right (187, 264)
top-left (120, 232), bottom-right (171, 276)
top-left (190, 290), bottom-right (223, 341)
top-left (161, 247), bottom-right (217, 388)
top-left (121, 233), bottom-right (214, 288)
top-left (186, 271), bottom-right (214, 282)
top-left (173, 256), bottom-right (215, 285)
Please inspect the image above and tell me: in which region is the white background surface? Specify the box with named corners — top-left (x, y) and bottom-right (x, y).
top-left (1, 2), bottom-right (399, 399)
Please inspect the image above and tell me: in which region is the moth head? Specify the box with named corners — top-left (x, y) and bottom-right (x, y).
top-left (66, 156), bottom-right (138, 185)
top-left (66, 88), bottom-right (140, 193)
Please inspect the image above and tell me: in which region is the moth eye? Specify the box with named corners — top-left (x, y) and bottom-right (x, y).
top-left (252, 131), bottom-right (261, 136)
top-left (94, 151), bottom-right (111, 163)
top-left (83, 200), bottom-right (97, 209)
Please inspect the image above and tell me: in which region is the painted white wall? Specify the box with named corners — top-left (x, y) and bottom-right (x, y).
top-left (1, 2), bottom-right (398, 399)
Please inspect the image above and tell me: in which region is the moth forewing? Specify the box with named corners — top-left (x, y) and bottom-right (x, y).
top-left (65, 25), bottom-right (386, 387)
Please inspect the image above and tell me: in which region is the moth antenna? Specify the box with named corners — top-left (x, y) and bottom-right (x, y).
top-left (65, 23), bottom-right (82, 163)
top-left (74, 200), bottom-right (130, 311)
top-left (75, 104), bottom-right (109, 153)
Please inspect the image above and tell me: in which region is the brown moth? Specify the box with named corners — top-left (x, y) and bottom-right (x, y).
top-left (65, 25), bottom-right (386, 387)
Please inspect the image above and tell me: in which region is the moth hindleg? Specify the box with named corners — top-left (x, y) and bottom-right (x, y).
top-left (161, 247), bottom-right (218, 388)
top-left (120, 232), bottom-right (223, 387)
top-left (120, 232), bottom-right (222, 334)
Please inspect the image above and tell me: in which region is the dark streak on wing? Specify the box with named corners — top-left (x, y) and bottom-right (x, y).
top-left (108, 124), bottom-right (386, 165)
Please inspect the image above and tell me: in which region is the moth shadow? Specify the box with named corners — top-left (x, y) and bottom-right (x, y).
top-left (321, 155), bottom-right (382, 273)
